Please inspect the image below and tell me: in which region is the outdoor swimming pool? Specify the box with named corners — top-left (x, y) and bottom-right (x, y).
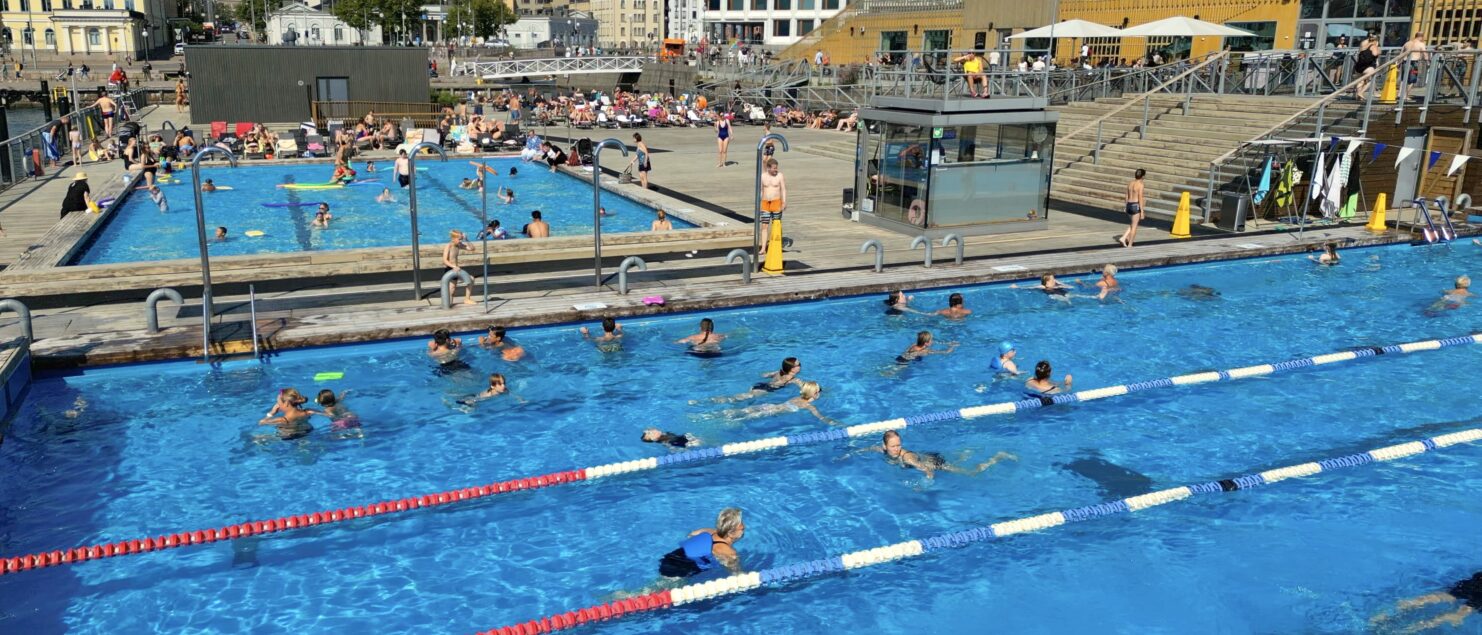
top-left (70, 158), bottom-right (694, 265)
top-left (2, 242), bottom-right (1479, 633)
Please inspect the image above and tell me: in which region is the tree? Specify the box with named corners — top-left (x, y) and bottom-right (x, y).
top-left (234, 0), bottom-right (288, 34)
top-left (447, 0), bottom-right (518, 40)
top-left (332, 0), bottom-right (426, 43)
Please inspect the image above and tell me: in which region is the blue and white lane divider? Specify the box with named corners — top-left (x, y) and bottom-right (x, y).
top-left (586, 333), bottom-right (1482, 479)
top-left (486, 427), bottom-right (1482, 632)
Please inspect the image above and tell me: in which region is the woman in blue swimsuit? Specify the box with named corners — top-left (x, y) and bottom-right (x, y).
top-left (716, 114), bottom-right (732, 168)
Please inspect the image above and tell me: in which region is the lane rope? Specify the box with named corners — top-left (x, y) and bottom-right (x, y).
top-left (1, 333), bottom-right (1477, 576)
top-left (476, 427), bottom-right (1482, 635)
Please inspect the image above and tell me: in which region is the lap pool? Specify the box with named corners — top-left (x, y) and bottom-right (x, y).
top-left (2, 242), bottom-right (1480, 633)
top-left (70, 158), bottom-right (694, 265)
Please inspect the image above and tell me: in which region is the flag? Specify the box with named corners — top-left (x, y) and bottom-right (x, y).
top-left (1311, 150), bottom-right (1326, 201)
top-left (1447, 154), bottom-right (1470, 176)
top-left (1394, 146), bottom-right (1416, 167)
top-left (1328, 136), bottom-right (1340, 153)
top-left (1253, 156), bottom-right (1273, 205)
top-left (1429, 150), bottom-right (1443, 169)
top-left (1370, 142), bottom-right (1387, 162)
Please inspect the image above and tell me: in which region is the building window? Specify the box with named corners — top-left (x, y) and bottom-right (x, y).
top-left (1328, 0), bottom-right (1355, 18)
top-left (1225, 21), bottom-right (1276, 52)
top-left (311, 25), bottom-right (321, 41)
top-left (44, 28), bottom-right (54, 47)
top-left (775, 0), bottom-right (789, 9)
top-left (41, 0), bottom-right (51, 10)
top-left (798, 19), bottom-right (814, 35)
top-left (1301, 0), bottom-right (1323, 19)
top-left (22, 27), bottom-right (33, 46)
top-left (751, 0), bottom-right (765, 9)
top-left (123, 0), bottom-right (132, 9)
top-left (708, 0), bottom-right (719, 9)
top-left (103, 0), bottom-right (113, 8)
top-left (823, 0), bottom-right (838, 8)
top-left (88, 28), bottom-right (101, 46)
top-left (334, 26), bottom-right (343, 41)
top-left (799, 0), bottom-right (813, 8)
top-left (1387, 0), bottom-right (1412, 17)
top-left (773, 19), bottom-right (789, 37)
top-left (727, 0), bottom-right (741, 9)
top-left (924, 29), bottom-right (950, 51)
top-left (18, 0), bottom-right (29, 10)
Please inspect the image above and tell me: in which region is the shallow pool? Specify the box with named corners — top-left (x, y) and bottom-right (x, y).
top-left (2, 242), bottom-right (1480, 633)
top-left (70, 158), bottom-right (692, 265)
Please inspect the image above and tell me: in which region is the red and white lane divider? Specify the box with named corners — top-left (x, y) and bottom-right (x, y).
top-left (0, 469), bottom-right (586, 576)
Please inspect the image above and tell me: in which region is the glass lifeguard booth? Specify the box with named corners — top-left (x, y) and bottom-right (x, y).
top-left (852, 48), bottom-right (1058, 236)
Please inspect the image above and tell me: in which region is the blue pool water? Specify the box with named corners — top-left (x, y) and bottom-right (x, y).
top-left (71, 158), bottom-right (693, 265)
top-left (2, 243), bottom-right (1480, 633)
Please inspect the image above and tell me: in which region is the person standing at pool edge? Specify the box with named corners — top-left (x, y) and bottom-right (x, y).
top-left (626, 133), bottom-right (652, 190)
top-left (442, 229), bottom-right (475, 305)
top-left (759, 157), bottom-right (786, 267)
top-left (1120, 168), bottom-right (1147, 248)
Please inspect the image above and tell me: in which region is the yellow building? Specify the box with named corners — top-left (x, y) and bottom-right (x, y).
top-left (780, 0), bottom-right (1053, 63)
top-left (1, 0), bottom-right (176, 58)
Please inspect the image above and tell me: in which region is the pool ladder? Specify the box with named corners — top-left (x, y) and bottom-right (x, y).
top-left (248, 285), bottom-right (261, 360)
top-left (1406, 198), bottom-right (1457, 244)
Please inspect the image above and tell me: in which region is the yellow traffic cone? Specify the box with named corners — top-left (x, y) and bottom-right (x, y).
top-left (1365, 193), bottom-right (1388, 232)
top-left (762, 217), bottom-right (785, 275)
top-left (1170, 192), bottom-right (1192, 239)
top-left (1379, 65), bottom-right (1399, 104)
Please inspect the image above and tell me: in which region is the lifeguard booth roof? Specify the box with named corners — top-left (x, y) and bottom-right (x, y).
top-left (185, 46), bottom-right (430, 124)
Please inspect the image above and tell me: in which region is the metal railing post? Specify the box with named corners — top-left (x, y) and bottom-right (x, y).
top-left (1093, 122), bottom-right (1102, 164)
top-left (1395, 59), bottom-right (1411, 125)
top-left (1203, 163), bottom-right (1217, 224)
top-left (591, 138), bottom-right (629, 289)
top-left (1141, 95), bottom-right (1150, 139)
top-left (189, 146), bottom-right (237, 362)
top-left (248, 284), bottom-right (260, 360)
top-left (1467, 52), bottom-right (1482, 124)
top-left (1420, 56), bottom-right (1440, 124)
top-left (406, 142), bottom-right (448, 301)
top-left (1361, 74), bottom-right (1378, 135)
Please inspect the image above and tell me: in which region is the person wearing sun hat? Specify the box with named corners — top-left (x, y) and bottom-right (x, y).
top-left (60, 171), bottom-right (94, 218)
top-left (990, 341), bottom-right (1020, 376)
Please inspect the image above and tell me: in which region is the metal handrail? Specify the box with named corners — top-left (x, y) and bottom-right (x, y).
top-left (1059, 51), bottom-right (1229, 148)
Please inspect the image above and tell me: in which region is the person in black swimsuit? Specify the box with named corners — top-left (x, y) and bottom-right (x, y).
top-left (1371, 570), bottom-right (1481, 632)
top-left (849, 430), bottom-right (1015, 479)
top-left (707, 357), bottom-right (804, 403)
top-left (642, 428), bottom-right (697, 448)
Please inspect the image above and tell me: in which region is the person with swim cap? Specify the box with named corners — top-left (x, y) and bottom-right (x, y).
top-left (990, 342), bottom-right (1021, 375)
top-left (861, 430), bottom-right (1016, 479)
top-left (658, 508), bottom-right (745, 578)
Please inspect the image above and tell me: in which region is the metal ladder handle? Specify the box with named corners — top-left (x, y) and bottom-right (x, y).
top-left (439, 269), bottom-right (475, 309)
top-left (616, 256), bottom-right (647, 295)
top-left (144, 287), bottom-right (184, 334)
top-left (248, 285), bottom-right (261, 360)
top-left (0, 299), bottom-right (33, 343)
top-left (725, 249), bottom-right (753, 285)
top-left (909, 235), bottom-right (934, 268)
top-left (860, 239), bottom-right (884, 273)
top-left (939, 234), bottom-right (964, 266)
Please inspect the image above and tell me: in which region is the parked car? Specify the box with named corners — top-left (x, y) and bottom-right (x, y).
top-left (173, 42), bottom-right (186, 56)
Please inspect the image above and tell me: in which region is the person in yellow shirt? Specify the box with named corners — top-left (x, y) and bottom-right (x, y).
top-left (954, 51), bottom-right (988, 98)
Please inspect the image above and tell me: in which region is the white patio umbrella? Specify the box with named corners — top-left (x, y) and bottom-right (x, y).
top-left (1008, 20), bottom-right (1125, 41)
top-left (1115, 16), bottom-right (1256, 38)
top-left (1008, 19), bottom-right (1124, 64)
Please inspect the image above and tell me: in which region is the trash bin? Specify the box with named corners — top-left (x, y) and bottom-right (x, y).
top-left (1218, 192), bottom-right (1250, 232)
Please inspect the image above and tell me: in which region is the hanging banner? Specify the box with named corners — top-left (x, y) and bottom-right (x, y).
top-left (1394, 146), bottom-right (1416, 168)
top-left (1370, 142), bottom-right (1387, 162)
top-left (1446, 154), bottom-right (1470, 176)
top-left (1428, 150), bottom-right (1443, 169)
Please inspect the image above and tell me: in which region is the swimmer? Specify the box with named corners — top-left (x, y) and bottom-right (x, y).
top-left (331, 160), bottom-right (357, 183)
top-left (897, 331), bottom-right (957, 363)
top-left (1309, 242), bottom-right (1341, 265)
top-left (259, 388), bottom-right (318, 440)
top-left (1177, 284), bottom-right (1222, 300)
top-left (1370, 569), bottom-right (1482, 633)
top-left (214, 226), bottom-right (228, 242)
top-left (1427, 275), bottom-right (1473, 314)
top-left (508, 167), bottom-right (518, 177)
top-left (990, 342), bottom-right (1021, 376)
top-left (935, 292), bottom-right (972, 319)
top-left (599, 206), bottom-right (616, 216)
top-left (459, 178), bottom-right (479, 190)
top-left (1076, 264), bottom-right (1121, 300)
top-left (498, 186), bottom-right (515, 204)
top-left (884, 290), bottom-right (927, 315)
top-left (475, 219), bottom-right (508, 240)
top-left (468, 160), bottom-right (498, 184)
top-left (315, 389), bottom-right (362, 434)
top-left (312, 208), bottom-right (330, 228)
top-left (657, 508), bottom-right (745, 578)
top-left (1025, 360), bottom-right (1072, 395)
top-left (202, 178), bottom-right (217, 192)
top-left (376, 187), bottom-right (394, 203)
top-left (642, 428), bottom-right (698, 448)
top-left (856, 430), bottom-right (1017, 479)
top-left (147, 184), bottom-right (168, 212)
top-left (579, 316), bottom-right (623, 351)
top-left (677, 318), bottom-right (725, 354)
top-left (365, 160), bottom-right (376, 173)
top-left (1011, 273), bottom-right (1072, 301)
top-left (479, 326), bottom-right (527, 361)
top-left (709, 357), bottom-right (803, 403)
top-left (317, 202), bottom-right (334, 220)
top-left (427, 328), bottom-right (464, 365)
top-left (716, 381), bottom-right (835, 424)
